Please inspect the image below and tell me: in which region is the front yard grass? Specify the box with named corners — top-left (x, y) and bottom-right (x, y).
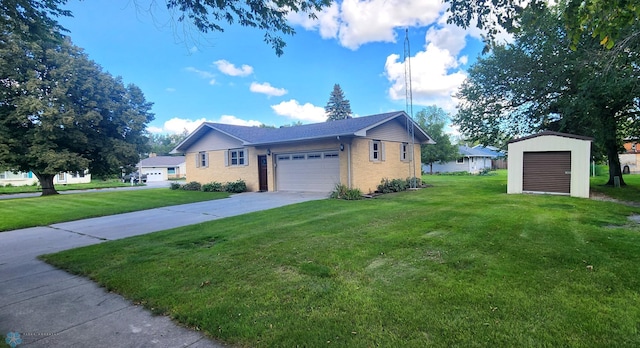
top-left (0, 189), bottom-right (228, 232)
top-left (42, 173), bottom-right (640, 347)
top-left (0, 179), bottom-right (132, 194)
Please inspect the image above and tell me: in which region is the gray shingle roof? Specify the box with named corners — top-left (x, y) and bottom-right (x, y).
top-left (139, 156), bottom-right (185, 167)
top-left (173, 111), bottom-right (434, 153)
top-left (459, 145), bottom-right (504, 158)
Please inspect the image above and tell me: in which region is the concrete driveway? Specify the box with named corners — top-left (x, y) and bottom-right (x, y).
top-left (0, 191), bottom-right (326, 347)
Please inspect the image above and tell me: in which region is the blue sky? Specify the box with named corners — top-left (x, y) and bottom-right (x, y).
top-left (58, 0), bottom-right (490, 134)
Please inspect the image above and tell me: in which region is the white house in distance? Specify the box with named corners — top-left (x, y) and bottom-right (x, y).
top-left (138, 155), bottom-right (186, 182)
top-left (507, 131), bottom-right (592, 198)
top-left (0, 170), bottom-right (91, 186)
top-left (423, 145), bottom-right (504, 174)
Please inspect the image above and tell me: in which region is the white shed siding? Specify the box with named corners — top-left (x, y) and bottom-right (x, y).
top-left (508, 134), bottom-right (591, 198)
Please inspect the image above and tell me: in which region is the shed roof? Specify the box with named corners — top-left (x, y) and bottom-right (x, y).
top-left (508, 131), bottom-right (594, 144)
top-left (172, 111), bottom-right (435, 153)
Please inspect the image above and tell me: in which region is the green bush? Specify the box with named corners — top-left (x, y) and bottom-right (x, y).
top-left (202, 182), bottom-right (224, 192)
top-left (330, 184), bottom-right (362, 200)
top-left (377, 177), bottom-right (421, 193)
top-left (181, 181), bottom-right (202, 191)
top-left (224, 179), bottom-right (247, 193)
top-left (377, 178), bottom-right (407, 193)
top-left (169, 182), bottom-right (181, 190)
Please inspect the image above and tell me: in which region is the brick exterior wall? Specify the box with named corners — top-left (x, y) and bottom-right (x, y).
top-left (350, 138), bottom-right (421, 194)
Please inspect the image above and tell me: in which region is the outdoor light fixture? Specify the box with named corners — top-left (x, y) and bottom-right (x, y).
top-left (267, 148), bottom-right (271, 156)
top-left (340, 144), bottom-right (344, 151)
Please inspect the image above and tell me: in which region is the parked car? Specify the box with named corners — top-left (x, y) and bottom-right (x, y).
top-left (122, 172), bottom-right (147, 183)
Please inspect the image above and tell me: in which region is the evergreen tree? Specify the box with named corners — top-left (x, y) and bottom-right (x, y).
top-left (325, 84), bottom-right (352, 121)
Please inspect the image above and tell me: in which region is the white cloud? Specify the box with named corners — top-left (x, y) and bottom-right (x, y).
top-left (287, 3), bottom-right (340, 39)
top-left (250, 82), bottom-right (288, 97)
top-left (147, 126), bottom-right (164, 133)
top-left (289, 0), bottom-right (443, 50)
top-left (164, 117), bottom-right (209, 134)
top-left (384, 42), bottom-right (468, 112)
top-left (217, 115), bottom-right (263, 127)
top-left (271, 100), bottom-right (327, 122)
top-left (185, 67), bottom-right (216, 85)
top-left (165, 87), bottom-right (176, 93)
top-left (152, 116), bottom-right (263, 135)
top-left (213, 59), bottom-right (254, 77)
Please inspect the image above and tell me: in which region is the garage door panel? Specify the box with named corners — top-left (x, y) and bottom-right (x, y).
top-left (276, 151), bottom-right (339, 192)
top-left (523, 151), bottom-right (571, 194)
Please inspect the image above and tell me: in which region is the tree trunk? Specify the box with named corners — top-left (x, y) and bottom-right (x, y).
top-left (35, 173), bottom-right (59, 196)
top-left (602, 115), bottom-right (626, 187)
top-left (429, 163), bottom-right (433, 175)
top-left (605, 144), bottom-right (626, 186)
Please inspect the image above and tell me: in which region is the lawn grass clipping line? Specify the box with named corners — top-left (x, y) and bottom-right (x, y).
top-left (42, 173), bottom-right (640, 347)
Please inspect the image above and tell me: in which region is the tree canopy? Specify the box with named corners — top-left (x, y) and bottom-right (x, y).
top-left (453, 5), bottom-right (640, 186)
top-left (444, 0), bottom-right (639, 51)
top-left (325, 84), bottom-right (352, 121)
top-left (148, 131), bottom-right (189, 156)
top-left (2, 0), bottom-right (332, 56)
top-left (414, 106), bottom-right (459, 174)
top-left (0, 33), bottom-right (154, 195)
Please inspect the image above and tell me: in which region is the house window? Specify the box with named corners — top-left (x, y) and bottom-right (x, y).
top-left (57, 173), bottom-right (65, 181)
top-left (168, 168), bottom-right (176, 174)
top-left (0, 172), bottom-right (5, 179)
top-left (456, 157), bottom-right (464, 163)
top-left (228, 148), bottom-right (247, 166)
top-left (292, 154), bottom-right (305, 160)
top-left (277, 155), bottom-right (290, 161)
top-left (196, 151), bottom-right (208, 168)
top-left (324, 152), bottom-right (339, 158)
top-left (400, 143), bottom-right (409, 162)
top-left (307, 153), bottom-right (322, 159)
top-left (369, 140), bottom-right (385, 162)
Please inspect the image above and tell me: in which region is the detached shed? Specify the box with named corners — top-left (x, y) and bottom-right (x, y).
top-left (507, 131), bottom-right (593, 198)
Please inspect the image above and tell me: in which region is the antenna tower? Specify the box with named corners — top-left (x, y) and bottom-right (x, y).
top-left (404, 29), bottom-right (417, 188)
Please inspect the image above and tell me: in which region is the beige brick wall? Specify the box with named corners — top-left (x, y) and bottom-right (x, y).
top-left (185, 148), bottom-right (262, 192)
top-left (350, 138), bottom-right (421, 194)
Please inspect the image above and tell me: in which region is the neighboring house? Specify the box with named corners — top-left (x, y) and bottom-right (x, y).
top-left (0, 170), bottom-right (91, 186)
top-left (138, 155), bottom-right (186, 181)
top-left (620, 138), bottom-right (639, 174)
top-left (423, 145), bottom-right (505, 174)
top-left (172, 111), bottom-right (435, 193)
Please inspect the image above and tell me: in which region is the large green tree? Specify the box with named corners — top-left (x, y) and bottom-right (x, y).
top-left (148, 131), bottom-right (189, 156)
top-left (2, 0), bottom-right (331, 56)
top-left (0, 33), bottom-right (154, 195)
top-left (415, 106), bottom-right (459, 175)
top-left (453, 5), bottom-right (640, 186)
top-left (325, 84), bottom-right (352, 121)
top-left (444, 0), bottom-right (639, 50)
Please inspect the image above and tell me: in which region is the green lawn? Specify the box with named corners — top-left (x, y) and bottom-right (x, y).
top-left (0, 189), bottom-right (228, 232)
top-left (591, 173), bottom-right (640, 203)
top-left (41, 172), bottom-right (640, 347)
top-left (0, 179), bottom-right (133, 194)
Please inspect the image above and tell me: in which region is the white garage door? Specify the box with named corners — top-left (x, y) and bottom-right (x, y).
top-left (276, 151), bottom-right (340, 192)
top-left (146, 171), bottom-right (165, 182)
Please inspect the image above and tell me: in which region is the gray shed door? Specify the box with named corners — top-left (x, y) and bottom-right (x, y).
top-left (523, 151), bottom-right (571, 194)
top-left (276, 151), bottom-right (340, 192)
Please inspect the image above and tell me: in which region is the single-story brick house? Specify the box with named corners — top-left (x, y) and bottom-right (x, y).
top-left (171, 111), bottom-right (435, 193)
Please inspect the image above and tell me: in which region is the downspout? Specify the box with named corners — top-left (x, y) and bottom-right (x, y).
top-left (347, 143), bottom-right (352, 189)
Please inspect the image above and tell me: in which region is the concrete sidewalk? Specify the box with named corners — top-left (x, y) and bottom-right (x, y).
top-left (0, 192), bottom-right (326, 347)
